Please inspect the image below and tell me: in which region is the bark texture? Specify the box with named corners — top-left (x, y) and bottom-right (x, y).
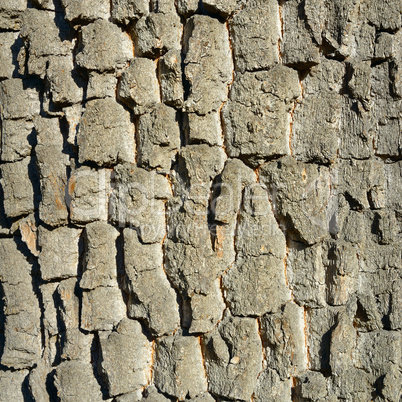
top-left (0, 0), bottom-right (401, 401)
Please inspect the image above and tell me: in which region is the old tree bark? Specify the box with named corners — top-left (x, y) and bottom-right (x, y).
top-left (0, 0), bottom-right (401, 400)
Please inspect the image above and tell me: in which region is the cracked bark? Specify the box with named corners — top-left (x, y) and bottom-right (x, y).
top-left (0, 0), bottom-right (400, 401)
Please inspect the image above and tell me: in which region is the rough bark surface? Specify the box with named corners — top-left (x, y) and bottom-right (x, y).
top-left (0, 0), bottom-right (401, 401)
